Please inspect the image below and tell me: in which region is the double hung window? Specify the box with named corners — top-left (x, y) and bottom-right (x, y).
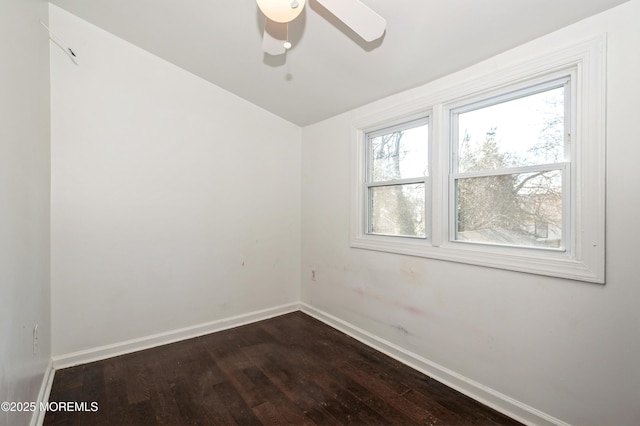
top-left (350, 37), bottom-right (605, 283)
top-left (365, 118), bottom-right (429, 239)
top-left (450, 77), bottom-right (571, 250)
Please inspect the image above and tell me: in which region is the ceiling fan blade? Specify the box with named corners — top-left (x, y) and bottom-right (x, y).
top-left (262, 19), bottom-right (287, 55)
top-left (315, 0), bottom-right (386, 42)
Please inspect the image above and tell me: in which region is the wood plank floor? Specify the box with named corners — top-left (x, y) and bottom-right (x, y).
top-left (44, 312), bottom-right (521, 425)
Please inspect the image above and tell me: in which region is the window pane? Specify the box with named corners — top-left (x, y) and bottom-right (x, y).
top-left (457, 86), bottom-right (565, 172)
top-left (455, 170), bottom-right (562, 248)
top-left (369, 183), bottom-right (425, 237)
top-left (369, 123), bottom-right (428, 182)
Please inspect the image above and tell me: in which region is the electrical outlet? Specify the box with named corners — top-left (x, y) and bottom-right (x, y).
top-left (311, 268), bottom-right (317, 281)
top-left (33, 324), bottom-right (38, 355)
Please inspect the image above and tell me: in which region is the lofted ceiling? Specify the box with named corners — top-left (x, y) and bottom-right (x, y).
top-left (49, 0), bottom-right (628, 126)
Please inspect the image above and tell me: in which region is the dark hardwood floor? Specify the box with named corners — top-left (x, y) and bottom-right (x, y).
top-left (44, 312), bottom-right (521, 425)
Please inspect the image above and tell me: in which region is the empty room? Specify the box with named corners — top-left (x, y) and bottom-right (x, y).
top-left (2, 0), bottom-right (639, 425)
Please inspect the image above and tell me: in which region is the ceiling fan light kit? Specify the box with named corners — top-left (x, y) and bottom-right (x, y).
top-left (256, 0), bottom-right (306, 24)
top-left (257, 0), bottom-right (386, 55)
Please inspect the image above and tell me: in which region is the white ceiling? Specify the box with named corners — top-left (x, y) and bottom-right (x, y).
top-left (49, 0), bottom-right (628, 126)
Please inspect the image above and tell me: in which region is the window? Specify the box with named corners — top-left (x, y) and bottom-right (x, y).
top-left (450, 78), bottom-right (570, 251)
top-left (366, 118), bottom-right (429, 238)
top-left (350, 36), bottom-right (605, 283)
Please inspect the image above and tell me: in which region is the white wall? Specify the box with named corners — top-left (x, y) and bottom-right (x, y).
top-left (0, 0), bottom-right (51, 425)
top-left (301, 1), bottom-right (640, 425)
top-left (46, 1), bottom-right (639, 424)
top-left (50, 5), bottom-right (301, 357)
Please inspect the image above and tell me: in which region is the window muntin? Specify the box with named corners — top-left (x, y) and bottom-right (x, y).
top-left (365, 118), bottom-right (429, 238)
top-left (450, 78), bottom-right (571, 250)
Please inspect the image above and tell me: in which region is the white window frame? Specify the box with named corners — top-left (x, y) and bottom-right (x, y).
top-left (350, 36), bottom-right (606, 283)
top-left (364, 116), bottom-right (431, 239)
top-left (448, 74), bottom-right (573, 252)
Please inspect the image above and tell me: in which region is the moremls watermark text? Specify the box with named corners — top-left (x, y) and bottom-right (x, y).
top-left (1, 401), bottom-right (99, 412)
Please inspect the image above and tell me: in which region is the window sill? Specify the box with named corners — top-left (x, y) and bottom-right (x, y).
top-left (350, 235), bottom-right (604, 283)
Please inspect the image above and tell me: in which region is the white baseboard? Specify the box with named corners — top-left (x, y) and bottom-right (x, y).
top-left (49, 302), bottom-right (567, 426)
top-left (30, 360), bottom-right (54, 426)
top-left (300, 303), bottom-right (569, 426)
top-left (52, 302), bottom-right (299, 370)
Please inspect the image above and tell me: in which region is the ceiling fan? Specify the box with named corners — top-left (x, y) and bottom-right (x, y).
top-left (256, 0), bottom-right (386, 55)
